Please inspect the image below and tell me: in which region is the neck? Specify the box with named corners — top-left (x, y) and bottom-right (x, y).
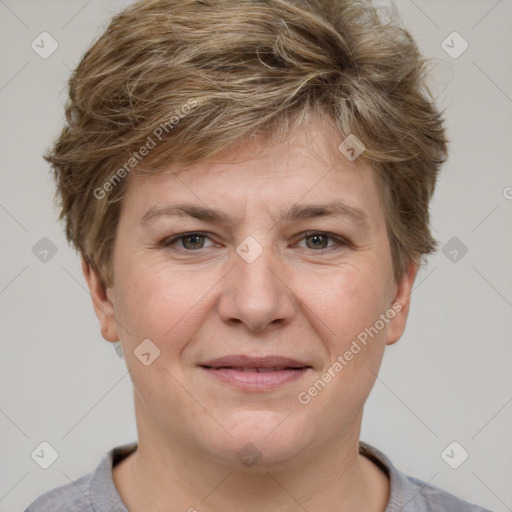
top-left (113, 400), bottom-right (389, 512)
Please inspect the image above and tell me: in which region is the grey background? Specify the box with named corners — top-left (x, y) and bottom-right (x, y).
top-left (1, 1), bottom-right (511, 511)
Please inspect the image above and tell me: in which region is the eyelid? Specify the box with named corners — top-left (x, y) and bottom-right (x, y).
top-left (161, 231), bottom-right (351, 251)
top-left (295, 231), bottom-right (351, 249)
top-left (161, 231), bottom-right (216, 248)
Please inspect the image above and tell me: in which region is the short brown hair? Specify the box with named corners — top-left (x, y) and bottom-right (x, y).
top-left (46, 0), bottom-right (448, 287)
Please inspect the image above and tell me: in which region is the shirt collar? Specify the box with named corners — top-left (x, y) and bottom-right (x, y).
top-left (89, 440), bottom-right (409, 511)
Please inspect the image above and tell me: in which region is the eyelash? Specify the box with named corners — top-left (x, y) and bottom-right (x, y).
top-left (161, 231), bottom-right (351, 253)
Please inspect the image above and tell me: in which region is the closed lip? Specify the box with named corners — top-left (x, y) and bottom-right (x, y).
top-left (199, 355), bottom-right (311, 370)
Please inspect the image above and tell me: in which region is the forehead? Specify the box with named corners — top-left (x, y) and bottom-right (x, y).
top-left (125, 117), bottom-right (385, 228)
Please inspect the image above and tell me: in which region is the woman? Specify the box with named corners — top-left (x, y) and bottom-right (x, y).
top-left (25, 0), bottom-right (491, 510)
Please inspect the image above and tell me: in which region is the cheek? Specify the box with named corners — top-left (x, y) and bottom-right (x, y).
top-left (297, 275), bottom-right (389, 430)
top-left (113, 259), bottom-right (219, 349)
top-left (295, 261), bottom-right (391, 406)
top-left (297, 261), bottom-right (391, 348)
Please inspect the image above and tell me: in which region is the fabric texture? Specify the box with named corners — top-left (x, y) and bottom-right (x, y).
top-left (24, 441), bottom-right (492, 511)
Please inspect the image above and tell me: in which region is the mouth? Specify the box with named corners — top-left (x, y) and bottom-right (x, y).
top-left (198, 355), bottom-right (312, 391)
top-left (202, 366), bottom-right (308, 372)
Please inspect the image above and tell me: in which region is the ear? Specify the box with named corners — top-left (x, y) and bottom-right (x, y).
top-left (81, 258), bottom-right (119, 342)
top-left (385, 260), bottom-right (419, 346)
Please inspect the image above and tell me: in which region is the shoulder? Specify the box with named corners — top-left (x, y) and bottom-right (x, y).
top-left (359, 441), bottom-right (492, 512)
top-left (23, 472), bottom-right (93, 512)
top-left (400, 474), bottom-right (493, 512)
top-left (23, 442), bottom-right (136, 512)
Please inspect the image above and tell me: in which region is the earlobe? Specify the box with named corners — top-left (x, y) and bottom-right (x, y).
top-left (81, 258), bottom-right (120, 342)
top-left (385, 260), bottom-right (419, 346)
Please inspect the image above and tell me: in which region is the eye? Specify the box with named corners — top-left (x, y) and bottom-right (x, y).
top-left (297, 232), bottom-right (349, 251)
top-left (161, 231), bottom-right (350, 253)
top-left (162, 232), bottom-right (216, 251)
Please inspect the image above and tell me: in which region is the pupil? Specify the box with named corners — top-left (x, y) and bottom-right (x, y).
top-left (308, 234), bottom-right (326, 249)
top-left (185, 235), bottom-right (203, 249)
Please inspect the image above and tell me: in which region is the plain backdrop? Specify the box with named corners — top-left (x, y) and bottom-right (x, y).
top-left (1, 1), bottom-right (511, 511)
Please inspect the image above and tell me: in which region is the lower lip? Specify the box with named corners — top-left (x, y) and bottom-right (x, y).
top-left (200, 367), bottom-right (310, 391)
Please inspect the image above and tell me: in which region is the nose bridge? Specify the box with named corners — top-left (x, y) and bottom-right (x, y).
top-left (218, 234), bottom-right (295, 331)
top-left (236, 237), bottom-right (279, 293)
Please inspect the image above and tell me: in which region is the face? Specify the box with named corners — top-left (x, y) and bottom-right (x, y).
top-left (85, 117), bottom-right (417, 469)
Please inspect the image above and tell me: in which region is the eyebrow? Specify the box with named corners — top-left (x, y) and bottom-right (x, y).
top-left (140, 200), bottom-right (370, 228)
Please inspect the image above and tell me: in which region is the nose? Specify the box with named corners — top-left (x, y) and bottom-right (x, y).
top-left (217, 240), bottom-right (297, 332)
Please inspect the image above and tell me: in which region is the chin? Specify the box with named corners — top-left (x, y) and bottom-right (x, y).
top-left (199, 410), bottom-right (314, 470)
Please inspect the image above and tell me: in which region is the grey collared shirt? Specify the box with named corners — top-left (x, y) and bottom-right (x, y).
top-left (24, 441), bottom-right (492, 511)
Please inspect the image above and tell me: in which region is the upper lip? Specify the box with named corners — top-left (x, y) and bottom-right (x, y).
top-left (199, 355), bottom-right (311, 369)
